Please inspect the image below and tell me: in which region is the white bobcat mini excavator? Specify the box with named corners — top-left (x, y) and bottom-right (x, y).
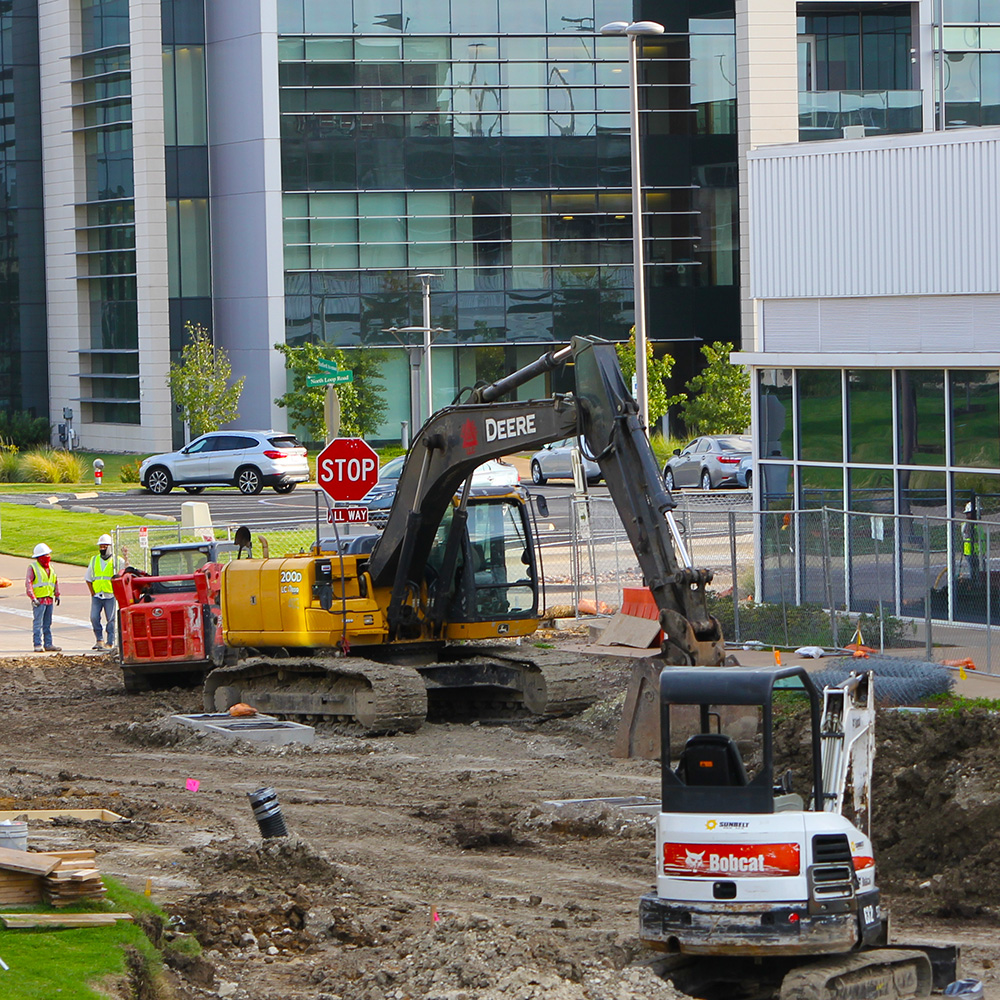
top-left (639, 666), bottom-right (958, 1000)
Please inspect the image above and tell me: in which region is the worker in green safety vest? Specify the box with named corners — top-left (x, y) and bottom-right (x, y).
top-left (86, 534), bottom-right (124, 651)
top-left (25, 542), bottom-right (61, 652)
top-left (961, 500), bottom-right (981, 581)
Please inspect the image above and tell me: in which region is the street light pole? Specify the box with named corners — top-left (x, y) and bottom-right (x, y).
top-left (417, 273), bottom-right (438, 423)
top-left (600, 19), bottom-right (664, 433)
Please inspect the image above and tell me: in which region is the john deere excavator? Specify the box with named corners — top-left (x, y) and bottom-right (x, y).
top-left (115, 336), bottom-right (724, 732)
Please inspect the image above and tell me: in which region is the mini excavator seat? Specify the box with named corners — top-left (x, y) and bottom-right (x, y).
top-left (676, 733), bottom-right (749, 787)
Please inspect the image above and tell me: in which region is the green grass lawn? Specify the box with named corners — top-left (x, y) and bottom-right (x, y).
top-left (0, 879), bottom-right (178, 1000)
top-left (0, 503), bottom-right (153, 567)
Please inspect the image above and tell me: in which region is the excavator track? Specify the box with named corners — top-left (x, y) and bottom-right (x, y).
top-left (778, 948), bottom-right (933, 1000)
top-left (416, 647), bottom-right (600, 721)
top-left (203, 657), bottom-right (428, 735)
top-left (654, 948), bottom-right (934, 1000)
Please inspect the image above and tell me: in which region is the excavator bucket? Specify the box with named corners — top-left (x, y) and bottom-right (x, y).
top-left (613, 609), bottom-right (727, 759)
top-left (612, 656), bottom-right (665, 759)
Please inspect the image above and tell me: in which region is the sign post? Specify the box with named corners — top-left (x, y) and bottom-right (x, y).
top-left (316, 438), bottom-right (379, 502)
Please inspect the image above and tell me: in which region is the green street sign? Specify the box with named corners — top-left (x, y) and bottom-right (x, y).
top-left (316, 357), bottom-right (340, 373)
top-left (307, 370), bottom-right (354, 387)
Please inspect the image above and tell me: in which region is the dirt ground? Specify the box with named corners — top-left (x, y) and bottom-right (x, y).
top-left (1, 643), bottom-right (999, 1000)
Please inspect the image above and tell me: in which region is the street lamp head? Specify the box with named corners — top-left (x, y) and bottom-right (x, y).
top-left (626, 20), bottom-right (665, 36)
top-left (599, 21), bottom-right (629, 35)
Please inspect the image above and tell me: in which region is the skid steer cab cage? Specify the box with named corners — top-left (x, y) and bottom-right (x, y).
top-left (659, 666), bottom-right (825, 814)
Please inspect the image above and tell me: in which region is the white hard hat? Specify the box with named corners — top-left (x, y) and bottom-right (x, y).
top-left (32, 543), bottom-right (52, 558)
top-left (965, 502), bottom-right (974, 513)
top-left (98, 534), bottom-right (113, 546)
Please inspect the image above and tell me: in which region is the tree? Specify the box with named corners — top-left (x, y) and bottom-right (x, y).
top-left (274, 342), bottom-right (388, 442)
top-left (615, 330), bottom-right (685, 426)
top-left (167, 322), bottom-right (245, 438)
top-left (679, 341), bottom-right (751, 435)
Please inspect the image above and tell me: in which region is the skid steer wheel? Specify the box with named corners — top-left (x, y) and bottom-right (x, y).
top-left (531, 460), bottom-right (546, 485)
top-left (273, 482), bottom-right (296, 494)
top-left (145, 466), bottom-right (173, 494)
top-left (236, 465), bottom-right (264, 495)
top-left (122, 669), bottom-right (152, 694)
top-left (183, 486), bottom-right (205, 495)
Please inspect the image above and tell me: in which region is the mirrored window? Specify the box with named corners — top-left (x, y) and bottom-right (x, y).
top-left (897, 371), bottom-right (945, 467)
top-left (758, 369), bottom-right (793, 460)
top-left (798, 370), bottom-right (842, 462)
top-left (951, 369), bottom-right (1000, 467)
top-left (848, 370), bottom-right (892, 464)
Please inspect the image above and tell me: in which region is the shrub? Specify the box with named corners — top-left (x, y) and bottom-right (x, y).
top-left (0, 410), bottom-right (51, 449)
top-left (51, 450), bottom-right (86, 483)
top-left (0, 450), bottom-right (20, 482)
top-left (19, 450), bottom-right (62, 483)
top-left (119, 459), bottom-right (141, 483)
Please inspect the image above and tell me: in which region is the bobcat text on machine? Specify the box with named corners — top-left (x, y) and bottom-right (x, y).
top-left (640, 665), bottom-right (957, 999)
top-left (113, 337), bottom-right (724, 733)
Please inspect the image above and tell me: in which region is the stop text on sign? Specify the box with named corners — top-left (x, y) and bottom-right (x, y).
top-left (321, 455), bottom-right (377, 483)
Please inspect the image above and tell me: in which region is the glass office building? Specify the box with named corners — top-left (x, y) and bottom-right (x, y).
top-left (275, 0), bottom-right (739, 433)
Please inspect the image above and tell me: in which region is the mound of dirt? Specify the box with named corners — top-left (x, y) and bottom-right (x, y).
top-left (872, 708), bottom-right (1000, 918)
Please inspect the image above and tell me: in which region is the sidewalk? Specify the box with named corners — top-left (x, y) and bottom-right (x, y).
top-left (0, 552), bottom-right (111, 657)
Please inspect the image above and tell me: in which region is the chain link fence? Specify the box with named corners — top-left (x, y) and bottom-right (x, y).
top-left (110, 493), bottom-right (1000, 674)
top-left (560, 495), bottom-right (1000, 675)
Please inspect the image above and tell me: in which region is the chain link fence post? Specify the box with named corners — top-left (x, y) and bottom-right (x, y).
top-left (821, 507), bottom-right (839, 648)
top-left (923, 515), bottom-right (933, 661)
top-left (729, 510), bottom-right (740, 643)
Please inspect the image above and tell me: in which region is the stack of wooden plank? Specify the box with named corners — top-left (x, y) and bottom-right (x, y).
top-left (0, 845), bottom-right (106, 908)
top-left (42, 850), bottom-right (106, 907)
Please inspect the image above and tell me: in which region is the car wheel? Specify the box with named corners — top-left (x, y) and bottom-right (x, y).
top-left (531, 460), bottom-right (546, 486)
top-left (664, 469), bottom-right (675, 492)
top-left (145, 466), bottom-right (173, 495)
top-left (744, 471), bottom-right (752, 490)
top-left (700, 470), bottom-right (713, 491)
top-left (236, 465), bottom-right (264, 495)
top-left (183, 486), bottom-right (205, 495)
top-left (273, 482), bottom-right (296, 494)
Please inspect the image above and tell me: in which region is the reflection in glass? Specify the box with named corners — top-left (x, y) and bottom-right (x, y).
top-left (897, 371), bottom-right (945, 467)
top-left (848, 467), bottom-right (893, 512)
top-left (848, 370), bottom-right (892, 464)
top-left (951, 369), bottom-right (1000, 467)
top-left (799, 469), bottom-right (846, 607)
top-left (758, 369), bottom-right (793, 458)
top-left (798, 370), bottom-right (842, 461)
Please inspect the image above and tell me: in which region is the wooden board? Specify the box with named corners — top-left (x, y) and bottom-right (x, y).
top-left (0, 847), bottom-right (60, 876)
top-left (0, 912), bottom-right (133, 929)
top-left (0, 809), bottom-right (124, 823)
top-left (44, 851), bottom-right (97, 862)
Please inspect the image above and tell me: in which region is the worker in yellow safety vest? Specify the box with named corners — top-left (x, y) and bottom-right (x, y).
top-left (961, 501), bottom-right (981, 581)
top-left (86, 534), bottom-right (124, 651)
top-left (25, 542), bottom-right (61, 653)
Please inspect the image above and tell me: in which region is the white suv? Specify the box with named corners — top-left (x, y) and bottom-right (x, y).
top-left (140, 431), bottom-right (309, 495)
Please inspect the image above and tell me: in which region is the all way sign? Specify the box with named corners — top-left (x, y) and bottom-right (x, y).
top-left (327, 506), bottom-right (369, 524)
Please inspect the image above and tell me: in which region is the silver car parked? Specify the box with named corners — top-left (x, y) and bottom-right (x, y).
top-left (140, 430), bottom-right (309, 495)
top-left (529, 438), bottom-right (602, 485)
top-left (662, 435), bottom-right (752, 491)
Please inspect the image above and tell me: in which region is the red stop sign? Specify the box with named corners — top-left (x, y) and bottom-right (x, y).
top-left (317, 438), bottom-right (380, 502)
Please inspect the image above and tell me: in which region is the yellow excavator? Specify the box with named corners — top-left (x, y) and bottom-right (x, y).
top-left (114, 336), bottom-right (725, 733)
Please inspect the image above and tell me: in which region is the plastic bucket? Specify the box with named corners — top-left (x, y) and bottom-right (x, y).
top-left (247, 787), bottom-right (288, 839)
top-left (0, 820), bottom-right (28, 851)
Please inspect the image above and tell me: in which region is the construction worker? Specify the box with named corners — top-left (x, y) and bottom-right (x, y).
top-left (25, 542), bottom-right (61, 653)
top-left (962, 501), bottom-right (981, 581)
top-left (86, 534), bottom-right (123, 650)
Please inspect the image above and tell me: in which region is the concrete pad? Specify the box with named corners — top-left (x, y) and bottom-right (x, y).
top-left (172, 713), bottom-right (315, 746)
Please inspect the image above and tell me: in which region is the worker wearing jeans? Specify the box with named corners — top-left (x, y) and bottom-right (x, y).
top-left (86, 534), bottom-right (123, 650)
top-left (25, 542), bottom-right (61, 652)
